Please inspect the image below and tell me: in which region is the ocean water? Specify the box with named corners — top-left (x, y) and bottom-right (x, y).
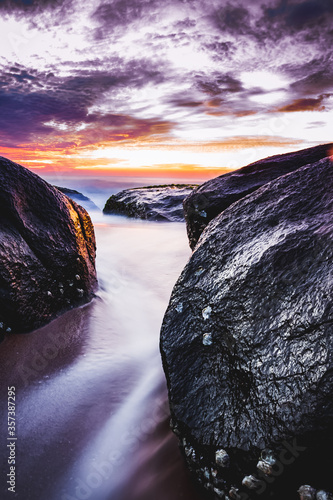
top-left (0, 206), bottom-right (202, 500)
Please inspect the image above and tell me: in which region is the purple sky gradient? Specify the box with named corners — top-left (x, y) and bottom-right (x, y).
top-left (0, 0), bottom-right (332, 175)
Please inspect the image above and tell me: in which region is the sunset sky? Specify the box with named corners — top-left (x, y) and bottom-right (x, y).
top-left (0, 0), bottom-right (332, 181)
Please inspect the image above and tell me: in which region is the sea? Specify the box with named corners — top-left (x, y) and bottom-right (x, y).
top-left (0, 177), bottom-right (203, 500)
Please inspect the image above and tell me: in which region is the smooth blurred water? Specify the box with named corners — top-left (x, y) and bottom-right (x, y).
top-left (0, 210), bottom-right (202, 500)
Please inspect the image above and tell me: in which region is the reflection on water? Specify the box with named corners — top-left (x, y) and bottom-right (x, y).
top-left (0, 212), bottom-right (202, 500)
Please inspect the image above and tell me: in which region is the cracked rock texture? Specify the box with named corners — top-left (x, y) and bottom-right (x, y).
top-left (184, 143), bottom-right (333, 249)
top-left (103, 184), bottom-right (197, 221)
top-left (0, 156), bottom-right (97, 334)
top-left (160, 157), bottom-right (333, 499)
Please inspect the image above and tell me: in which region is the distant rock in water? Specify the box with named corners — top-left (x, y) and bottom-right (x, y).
top-left (55, 186), bottom-right (100, 213)
top-left (103, 184), bottom-right (198, 222)
top-left (184, 143), bottom-right (333, 249)
top-left (161, 157), bottom-right (333, 499)
top-left (0, 156), bottom-right (97, 334)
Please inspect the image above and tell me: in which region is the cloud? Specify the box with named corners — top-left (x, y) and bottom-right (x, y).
top-left (306, 120), bottom-right (326, 128)
top-left (0, 0), bottom-right (67, 11)
top-left (197, 73), bottom-right (244, 96)
top-left (0, 56), bottom-right (169, 146)
top-left (202, 40), bottom-right (235, 61)
top-left (92, 0), bottom-right (162, 38)
top-left (0, 0), bottom-right (332, 174)
top-left (264, 0), bottom-right (333, 31)
top-left (0, 0), bottom-right (75, 27)
top-left (0, 84), bottom-right (174, 149)
top-left (290, 68), bottom-right (333, 95)
top-left (276, 96), bottom-right (326, 112)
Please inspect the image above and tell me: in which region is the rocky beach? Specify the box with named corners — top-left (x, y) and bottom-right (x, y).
top-left (0, 145), bottom-right (332, 500)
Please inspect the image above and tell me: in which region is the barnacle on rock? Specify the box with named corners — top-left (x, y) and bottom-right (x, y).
top-left (229, 486), bottom-right (242, 499)
top-left (184, 445), bottom-right (196, 461)
top-left (195, 267), bottom-right (205, 276)
top-left (202, 305), bottom-right (212, 320)
top-left (298, 485), bottom-right (316, 500)
top-left (175, 302), bottom-right (183, 313)
top-left (211, 469), bottom-right (218, 478)
top-left (215, 449), bottom-right (230, 467)
top-left (203, 332), bottom-right (213, 345)
top-left (203, 467), bottom-right (210, 480)
top-left (260, 449), bottom-right (276, 465)
top-left (316, 490), bottom-right (333, 500)
top-left (242, 475), bottom-right (262, 490)
top-left (214, 487), bottom-right (225, 498)
top-left (257, 459), bottom-right (273, 475)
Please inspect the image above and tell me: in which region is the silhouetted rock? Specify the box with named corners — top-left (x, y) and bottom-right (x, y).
top-left (184, 143), bottom-right (333, 249)
top-left (103, 184), bottom-right (198, 221)
top-left (0, 156), bottom-right (97, 334)
top-left (161, 157), bottom-right (333, 499)
top-left (55, 186), bottom-right (100, 213)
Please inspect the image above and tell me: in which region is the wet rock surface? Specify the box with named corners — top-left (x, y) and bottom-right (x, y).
top-left (161, 157), bottom-right (333, 499)
top-left (103, 184), bottom-right (198, 221)
top-left (0, 156), bottom-right (97, 334)
top-left (184, 143), bottom-right (333, 249)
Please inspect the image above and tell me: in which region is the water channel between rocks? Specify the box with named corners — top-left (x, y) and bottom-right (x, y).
top-left (0, 212), bottom-right (202, 500)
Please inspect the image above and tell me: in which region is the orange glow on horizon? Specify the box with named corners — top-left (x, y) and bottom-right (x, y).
top-left (0, 135), bottom-right (303, 181)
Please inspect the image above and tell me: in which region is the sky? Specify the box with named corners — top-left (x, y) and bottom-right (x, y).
top-left (0, 0), bottom-right (332, 181)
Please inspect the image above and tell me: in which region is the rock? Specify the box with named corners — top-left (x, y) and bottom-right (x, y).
top-left (0, 156), bottom-right (97, 334)
top-left (55, 186), bottom-right (100, 213)
top-left (298, 485), bottom-right (317, 500)
top-left (183, 143), bottom-right (333, 249)
top-left (160, 157), bottom-right (333, 498)
top-left (103, 184), bottom-right (198, 221)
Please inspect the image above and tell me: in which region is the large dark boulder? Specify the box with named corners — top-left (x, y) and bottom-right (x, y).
top-left (160, 157), bottom-right (333, 499)
top-left (0, 156), bottom-right (97, 334)
top-left (103, 184), bottom-right (198, 221)
top-left (184, 143), bottom-right (333, 249)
